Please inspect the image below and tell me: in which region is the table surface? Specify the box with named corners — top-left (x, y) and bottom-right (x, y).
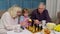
top-left (7, 29), bottom-right (41, 34)
top-left (7, 29), bottom-right (60, 34)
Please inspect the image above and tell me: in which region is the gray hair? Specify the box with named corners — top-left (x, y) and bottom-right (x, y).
top-left (38, 2), bottom-right (46, 8)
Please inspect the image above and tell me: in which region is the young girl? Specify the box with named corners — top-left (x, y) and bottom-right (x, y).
top-left (20, 8), bottom-right (30, 28)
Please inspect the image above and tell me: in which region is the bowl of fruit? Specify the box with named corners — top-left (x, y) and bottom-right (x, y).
top-left (54, 24), bottom-right (60, 34)
top-left (46, 23), bottom-right (56, 30)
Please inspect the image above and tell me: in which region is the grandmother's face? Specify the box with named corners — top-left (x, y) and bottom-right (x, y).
top-left (17, 11), bottom-right (22, 16)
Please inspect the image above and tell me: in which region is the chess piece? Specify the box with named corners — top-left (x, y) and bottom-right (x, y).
top-left (42, 20), bottom-right (46, 28)
top-left (39, 24), bottom-right (43, 30)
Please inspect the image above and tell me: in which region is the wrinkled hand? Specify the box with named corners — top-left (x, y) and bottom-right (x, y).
top-left (5, 25), bottom-right (13, 31)
top-left (34, 20), bottom-right (41, 24)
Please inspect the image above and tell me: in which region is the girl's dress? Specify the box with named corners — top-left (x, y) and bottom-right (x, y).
top-left (20, 16), bottom-right (29, 28)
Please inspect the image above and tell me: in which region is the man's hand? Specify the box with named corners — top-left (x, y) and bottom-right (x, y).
top-left (34, 20), bottom-right (41, 24)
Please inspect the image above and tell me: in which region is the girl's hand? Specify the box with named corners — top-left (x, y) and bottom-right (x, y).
top-left (20, 22), bottom-right (26, 26)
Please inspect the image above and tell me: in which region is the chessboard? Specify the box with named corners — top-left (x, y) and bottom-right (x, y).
top-left (26, 25), bottom-right (42, 33)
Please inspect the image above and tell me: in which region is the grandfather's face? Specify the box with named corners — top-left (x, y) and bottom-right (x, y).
top-left (38, 5), bottom-right (45, 13)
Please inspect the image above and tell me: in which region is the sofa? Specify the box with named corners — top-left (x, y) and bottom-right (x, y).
top-left (0, 11), bottom-right (6, 18)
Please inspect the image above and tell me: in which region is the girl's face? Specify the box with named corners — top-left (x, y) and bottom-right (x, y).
top-left (24, 13), bottom-right (28, 17)
top-left (23, 9), bottom-right (29, 17)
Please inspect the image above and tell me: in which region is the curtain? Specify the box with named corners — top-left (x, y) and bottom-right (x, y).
top-left (56, 0), bottom-right (60, 14)
top-left (46, 0), bottom-right (59, 20)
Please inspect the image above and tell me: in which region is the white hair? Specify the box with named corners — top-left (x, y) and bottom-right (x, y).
top-left (8, 5), bottom-right (22, 17)
top-left (38, 2), bottom-right (45, 8)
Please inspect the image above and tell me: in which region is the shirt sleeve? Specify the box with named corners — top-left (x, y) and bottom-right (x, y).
top-left (20, 16), bottom-right (24, 23)
top-left (1, 13), bottom-right (12, 27)
top-left (45, 10), bottom-right (51, 22)
top-left (30, 11), bottom-right (36, 20)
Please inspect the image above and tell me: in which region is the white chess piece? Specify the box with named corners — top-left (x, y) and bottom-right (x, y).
top-left (42, 20), bottom-right (46, 28)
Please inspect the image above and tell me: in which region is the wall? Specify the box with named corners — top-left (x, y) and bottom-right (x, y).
top-left (0, 0), bottom-right (9, 10)
top-left (46, 0), bottom-right (57, 19)
top-left (0, 0), bottom-right (46, 10)
top-left (46, 0), bottom-right (60, 20)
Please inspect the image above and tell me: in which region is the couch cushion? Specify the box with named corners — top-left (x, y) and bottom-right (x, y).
top-left (0, 11), bottom-right (5, 18)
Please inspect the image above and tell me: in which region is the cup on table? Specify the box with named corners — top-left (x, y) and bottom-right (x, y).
top-left (13, 25), bottom-right (23, 33)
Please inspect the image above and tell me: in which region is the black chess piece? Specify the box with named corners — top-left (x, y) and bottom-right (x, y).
top-left (37, 24), bottom-right (39, 31)
top-left (39, 26), bottom-right (43, 30)
top-left (20, 26), bottom-right (24, 30)
top-left (34, 24), bottom-right (37, 32)
top-left (34, 24), bottom-right (39, 32)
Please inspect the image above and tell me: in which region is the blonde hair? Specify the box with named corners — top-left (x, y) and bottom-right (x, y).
top-left (8, 5), bottom-right (22, 18)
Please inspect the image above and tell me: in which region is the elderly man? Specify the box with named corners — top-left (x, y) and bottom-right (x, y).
top-left (31, 3), bottom-right (51, 25)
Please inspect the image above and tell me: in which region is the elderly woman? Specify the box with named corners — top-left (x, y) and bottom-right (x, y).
top-left (1, 6), bottom-right (22, 30)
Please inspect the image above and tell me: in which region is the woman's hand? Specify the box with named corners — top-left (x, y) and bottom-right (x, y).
top-left (5, 25), bottom-right (13, 31)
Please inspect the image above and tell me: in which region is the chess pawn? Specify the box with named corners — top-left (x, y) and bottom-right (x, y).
top-left (34, 24), bottom-right (38, 32)
top-left (28, 19), bottom-right (32, 29)
top-left (39, 24), bottom-right (43, 30)
top-left (32, 28), bottom-right (35, 33)
top-left (37, 25), bottom-right (40, 31)
top-left (28, 19), bottom-right (32, 23)
top-left (33, 25), bottom-right (35, 32)
top-left (35, 24), bottom-right (37, 32)
top-left (36, 28), bottom-right (38, 32)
